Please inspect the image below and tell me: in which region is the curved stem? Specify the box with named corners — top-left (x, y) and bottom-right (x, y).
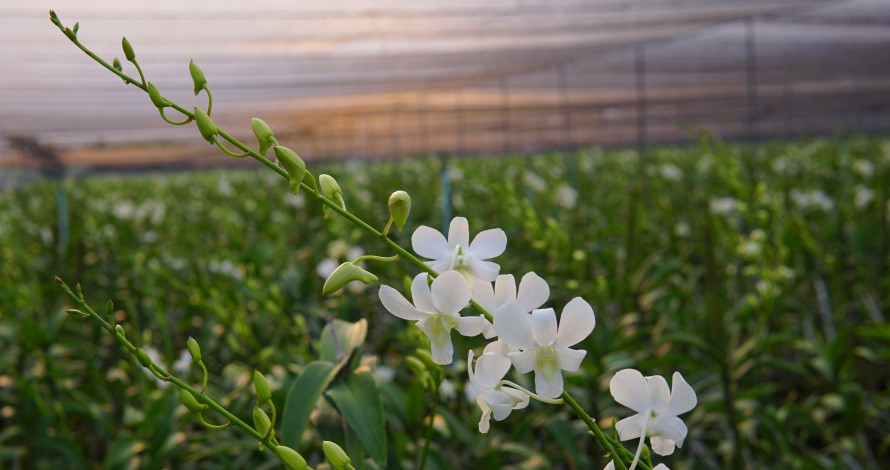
top-left (204, 86), bottom-right (214, 115)
top-left (213, 136), bottom-right (250, 158)
top-left (197, 413), bottom-right (233, 430)
top-left (132, 60), bottom-right (146, 87)
top-left (382, 217), bottom-right (394, 237)
top-left (629, 412), bottom-right (651, 470)
top-left (562, 391), bottom-right (629, 470)
top-left (198, 360), bottom-right (209, 393)
top-left (159, 107), bottom-right (193, 126)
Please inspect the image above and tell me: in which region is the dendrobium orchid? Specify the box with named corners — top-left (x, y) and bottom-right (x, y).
top-left (610, 369), bottom-right (697, 469)
top-left (494, 298), bottom-right (596, 399)
top-left (411, 217), bottom-right (507, 282)
top-left (378, 271), bottom-right (487, 365)
top-left (467, 341), bottom-right (529, 433)
top-left (472, 272), bottom-right (550, 314)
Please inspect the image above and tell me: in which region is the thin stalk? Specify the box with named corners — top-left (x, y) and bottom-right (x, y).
top-left (417, 383), bottom-right (440, 470)
top-left (562, 391), bottom-right (630, 470)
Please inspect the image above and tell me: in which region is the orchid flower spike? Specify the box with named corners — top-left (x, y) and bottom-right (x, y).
top-left (467, 341), bottom-right (529, 433)
top-left (411, 217), bottom-right (506, 283)
top-left (610, 369), bottom-right (697, 469)
top-left (494, 298), bottom-right (595, 399)
top-left (378, 271), bottom-right (488, 365)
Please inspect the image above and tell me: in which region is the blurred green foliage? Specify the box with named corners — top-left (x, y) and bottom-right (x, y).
top-left (1, 136), bottom-right (889, 469)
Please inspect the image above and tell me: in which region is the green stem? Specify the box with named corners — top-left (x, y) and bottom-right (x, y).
top-left (159, 107), bottom-right (192, 126)
top-left (562, 391), bottom-right (629, 470)
top-left (417, 382), bottom-right (440, 470)
top-left (132, 60), bottom-right (146, 87)
top-left (204, 86), bottom-right (214, 115)
top-left (213, 136), bottom-right (250, 158)
top-left (496, 380), bottom-right (564, 404)
top-left (197, 413), bottom-right (233, 430)
top-left (352, 254), bottom-right (400, 264)
top-left (198, 360), bottom-right (209, 393)
top-left (382, 217), bottom-right (394, 237)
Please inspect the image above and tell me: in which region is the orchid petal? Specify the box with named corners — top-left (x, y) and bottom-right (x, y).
top-left (604, 462), bottom-right (616, 470)
top-left (410, 273), bottom-right (436, 314)
top-left (646, 374), bottom-right (671, 411)
top-left (653, 464), bottom-right (671, 470)
top-left (615, 413), bottom-right (644, 441)
top-left (472, 280), bottom-right (497, 314)
top-left (467, 350), bottom-right (484, 392)
top-left (412, 225), bottom-right (449, 259)
top-left (508, 349), bottom-right (537, 374)
top-left (455, 315), bottom-right (487, 338)
top-left (516, 272), bottom-right (550, 312)
top-left (555, 297), bottom-right (595, 348)
top-left (650, 415), bottom-right (688, 447)
top-left (664, 372), bottom-right (697, 416)
top-left (430, 256), bottom-right (454, 274)
top-left (448, 217), bottom-right (470, 249)
top-left (502, 387), bottom-right (530, 409)
top-left (378, 285), bottom-right (428, 321)
top-left (494, 274), bottom-right (517, 307)
top-left (431, 271), bottom-right (472, 315)
top-left (481, 318), bottom-right (496, 339)
top-left (475, 350), bottom-right (511, 388)
top-left (534, 366), bottom-right (564, 399)
top-left (610, 369), bottom-right (652, 413)
top-left (530, 308), bottom-right (558, 347)
top-left (649, 436), bottom-right (677, 456)
top-left (476, 395), bottom-right (492, 433)
top-left (482, 339), bottom-right (514, 358)
top-left (493, 304), bottom-right (536, 350)
top-left (469, 228), bottom-right (507, 259)
top-left (466, 257), bottom-right (500, 282)
top-left (555, 347), bottom-right (587, 372)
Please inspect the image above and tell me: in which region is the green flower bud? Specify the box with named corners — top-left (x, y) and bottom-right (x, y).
top-left (319, 174), bottom-right (342, 197)
top-left (178, 389), bottom-right (207, 413)
top-left (64, 27), bottom-right (76, 41)
top-left (64, 308), bottom-right (84, 316)
top-left (251, 118), bottom-right (276, 156)
top-left (404, 356), bottom-right (427, 376)
top-left (105, 299), bottom-right (114, 320)
top-left (275, 446), bottom-right (308, 470)
top-left (49, 10), bottom-right (62, 27)
top-left (189, 59), bottom-right (207, 95)
top-left (322, 262), bottom-right (378, 296)
top-left (134, 348), bottom-right (153, 368)
top-left (112, 58), bottom-right (122, 72)
top-left (253, 370), bottom-right (272, 405)
top-left (187, 337), bottom-right (201, 363)
top-left (253, 407), bottom-right (272, 437)
top-left (273, 146), bottom-right (307, 195)
top-left (193, 108), bottom-right (217, 144)
top-left (114, 324), bottom-right (125, 337)
top-left (72, 22), bottom-right (79, 35)
top-left (388, 190), bottom-right (411, 231)
top-left (146, 82), bottom-right (168, 109)
top-left (122, 37), bottom-right (135, 61)
top-left (322, 441), bottom-right (352, 470)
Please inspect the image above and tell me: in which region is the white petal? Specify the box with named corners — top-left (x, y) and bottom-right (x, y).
top-left (653, 464), bottom-right (671, 470)
top-left (650, 415), bottom-right (688, 447)
top-left (455, 315), bottom-right (487, 338)
top-left (472, 280), bottom-right (497, 314)
top-left (475, 349), bottom-right (511, 388)
top-left (430, 256), bottom-right (454, 274)
top-left (484, 391), bottom-right (517, 420)
top-left (664, 372), bottom-right (697, 416)
top-left (604, 461), bottom-right (616, 470)
top-left (530, 308), bottom-right (558, 347)
top-left (534, 367), bottom-right (564, 399)
top-left (649, 436), bottom-right (677, 456)
top-left (378, 285), bottom-right (428, 321)
top-left (426, 335), bottom-right (454, 365)
top-left (555, 347), bottom-right (587, 372)
top-left (493, 304), bottom-right (536, 350)
top-left (410, 273), bottom-right (436, 314)
top-left (448, 217), bottom-right (470, 249)
top-left (516, 272), bottom-right (550, 312)
top-left (610, 369), bottom-right (652, 413)
top-left (469, 228), bottom-right (507, 259)
top-left (494, 274), bottom-right (517, 307)
top-left (646, 375), bottom-right (671, 411)
top-left (615, 413), bottom-right (644, 441)
top-left (467, 350), bottom-right (484, 392)
top-left (502, 387), bottom-right (530, 409)
top-left (466, 257), bottom-right (500, 282)
top-left (508, 350), bottom-right (537, 374)
top-left (412, 225), bottom-right (449, 259)
top-left (481, 318), bottom-right (496, 339)
top-left (475, 395), bottom-right (492, 433)
top-left (482, 340), bottom-right (514, 358)
top-left (555, 297), bottom-right (595, 348)
top-left (431, 271), bottom-right (472, 314)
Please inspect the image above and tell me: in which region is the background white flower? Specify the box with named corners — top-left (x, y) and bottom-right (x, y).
top-left (411, 217), bottom-right (507, 282)
top-left (610, 369), bottom-right (697, 457)
top-left (467, 341), bottom-right (529, 433)
top-left (494, 298), bottom-right (595, 399)
top-left (378, 271), bottom-right (487, 364)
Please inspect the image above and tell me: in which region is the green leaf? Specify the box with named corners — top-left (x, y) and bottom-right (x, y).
top-left (320, 319), bottom-right (368, 363)
top-left (325, 372), bottom-right (387, 467)
top-left (280, 361), bottom-right (338, 448)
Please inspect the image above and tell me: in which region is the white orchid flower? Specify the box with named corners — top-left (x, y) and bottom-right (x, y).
top-left (472, 272), bottom-right (550, 314)
top-left (610, 369), bottom-right (697, 470)
top-left (605, 462), bottom-right (669, 470)
top-left (378, 271), bottom-right (488, 365)
top-left (467, 341), bottom-right (529, 433)
top-left (411, 217), bottom-right (507, 283)
top-left (494, 298), bottom-right (595, 399)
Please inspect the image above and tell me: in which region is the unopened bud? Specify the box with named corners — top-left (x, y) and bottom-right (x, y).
top-left (187, 337), bottom-right (201, 363)
top-left (72, 22), bottom-right (79, 35)
top-left (253, 407), bottom-right (272, 437)
top-left (64, 27), bottom-right (76, 41)
top-left (178, 389), bottom-right (207, 413)
top-left (189, 59), bottom-right (207, 95)
top-left (114, 324), bottom-right (125, 337)
top-left (275, 446), bottom-right (308, 470)
top-left (49, 10), bottom-right (61, 27)
top-left (146, 82), bottom-right (168, 108)
top-left (388, 190), bottom-right (411, 231)
top-left (322, 441), bottom-right (352, 470)
top-left (253, 370), bottom-right (272, 405)
top-left (251, 118), bottom-right (276, 156)
top-left (273, 146), bottom-right (307, 194)
top-left (193, 108), bottom-right (217, 144)
top-left (122, 37), bottom-right (135, 61)
top-left (112, 57), bottom-right (122, 72)
top-left (64, 308), bottom-right (84, 316)
top-left (404, 356), bottom-right (428, 381)
top-left (105, 299), bottom-right (114, 320)
top-left (134, 348), bottom-right (153, 368)
top-left (319, 174), bottom-right (342, 198)
top-left (322, 262), bottom-right (378, 296)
